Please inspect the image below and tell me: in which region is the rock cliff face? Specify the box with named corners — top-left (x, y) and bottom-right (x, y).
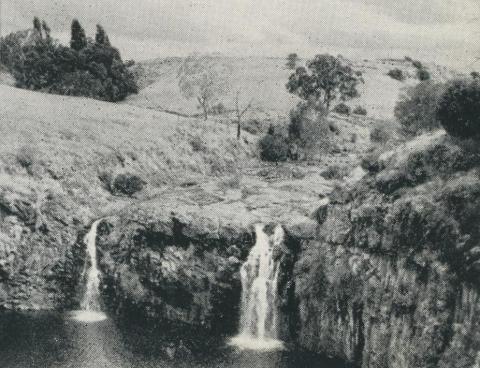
top-left (2, 125), bottom-right (479, 368)
top-left (96, 203), bottom-right (253, 335)
top-left (93, 195), bottom-right (308, 339)
top-left (294, 135), bottom-right (480, 368)
top-left (0, 185), bottom-right (89, 310)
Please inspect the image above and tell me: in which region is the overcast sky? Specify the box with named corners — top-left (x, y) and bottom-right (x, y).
top-left (3, 0), bottom-right (479, 68)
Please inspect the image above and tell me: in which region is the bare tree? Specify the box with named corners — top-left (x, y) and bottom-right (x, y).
top-left (234, 91), bottom-right (253, 139)
top-left (178, 54), bottom-right (231, 120)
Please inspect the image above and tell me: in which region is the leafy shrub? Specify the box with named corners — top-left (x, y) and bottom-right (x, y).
top-left (437, 79), bottom-right (480, 140)
top-left (112, 173), bottom-right (145, 196)
top-left (417, 68), bottom-right (431, 81)
top-left (333, 103), bottom-right (350, 115)
top-left (210, 102), bottom-right (226, 115)
top-left (387, 68), bottom-right (405, 81)
top-left (328, 121), bottom-right (340, 135)
top-left (353, 106), bottom-right (367, 116)
top-left (258, 132), bottom-right (288, 163)
top-left (370, 126), bottom-right (391, 144)
top-left (288, 102), bottom-right (330, 159)
top-left (320, 165), bottom-right (349, 180)
top-left (190, 135), bottom-right (208, 152)
top-left (472, 71), bottom-right (480, 80)
top-left (16, 146), bottom-right (37, 171)
top-left (11, 20), bottom-right (137, 102)
top-left (394, 81), bottom-right (445, 135)
top-left (361, 151), bottom-right (383, 173)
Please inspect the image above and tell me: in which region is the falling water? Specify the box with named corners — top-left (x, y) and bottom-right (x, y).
top-left (229, 224), bottom-right (285, 351)
top-left (71, 219), bottom-right (107, 323)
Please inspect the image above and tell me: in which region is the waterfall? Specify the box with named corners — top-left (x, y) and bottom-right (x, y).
top-left (229, 224), bottom-right (285, 351)
top-left (71, 219), bottom-right (107, 323)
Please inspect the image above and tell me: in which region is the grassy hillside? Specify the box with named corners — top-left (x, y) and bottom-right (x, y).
top-left (0, 54), bottom-right (459, 225)
top-left (0, 82), bottom-right (375, 228)
top-left (128, 56), bottom-right (458, 121)
top-left (0, 85), bottom-right (257, 217)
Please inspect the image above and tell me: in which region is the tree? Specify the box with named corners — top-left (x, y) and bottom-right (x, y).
top-left (42, 21), bottom-right (51, 40)
top-left (286, 53), bottom-right (299, 70)
top-left (33, 17), bottom-right (42, 34)
top-left (395, 81), bottom-right (445, 135)
top-left (70, 19), bottom-right (87, 51)
top-left (95, 24), bottom-right (111, 46)
top-left (288, 101), bottom-right (330, 159)
top-left (436, 79), bottom-right (480, 140)
top-left (12, 19), bottom-right (137, 102)
top-left (234, 91), bottom-right (253, 139)
top-left (178, 54), bottom-right (231, 120)
top-left (258, 128), bottom-right (288, 163)
top-left (286, 54), bottom-right (361, 112)
top-left (471, 71), bottom-right (479, 80)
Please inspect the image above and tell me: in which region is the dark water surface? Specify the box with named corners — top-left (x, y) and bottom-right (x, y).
top-left (0, 311), bottom-right (348, 368)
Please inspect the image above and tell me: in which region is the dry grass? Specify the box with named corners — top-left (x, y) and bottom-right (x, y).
top-left (0, 85), bottom-right (256, 216)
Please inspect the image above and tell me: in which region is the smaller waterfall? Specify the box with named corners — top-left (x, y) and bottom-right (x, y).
top-left (229, 224), bottom-right (285, 351)
top-left (71, 219), bottom-right (107, 323)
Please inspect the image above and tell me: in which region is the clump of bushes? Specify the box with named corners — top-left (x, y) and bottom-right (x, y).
top-left (370, 125), bottom-right (391, 144)
top-left (353, 106), bottom-right (367, 116)
top-left (394, 81), bottom-right (445, 135)
top-left (437, 79), bottom-right (480, 140)
top-left (361, 151), bottom-right (383, 173)
top-left (210, 103), bottom-right (226, 115)
top-left (333, 103), bottom-right (351, 115)
top-left (417, 68), bottom-right (431, 81)
top-left (190, 135), bottom-right (208, 152)
top-left (10, 18), bottom-right (137, 102)
top-left (387, 68), bottom-right (405, 81)
top-left (112, 173), bottom-right (146, 196)
top-left (258, 127), bottom-right (289, 163)
top-left (16, 146), bottom-right (36, 170)
top-left (320, 165), bottom-right (349, 180)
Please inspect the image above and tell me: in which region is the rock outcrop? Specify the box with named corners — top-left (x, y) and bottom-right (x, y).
top-left (0, 184), bottom-right (91, 310)
top-left (294, 134), bottom-right (480, 368)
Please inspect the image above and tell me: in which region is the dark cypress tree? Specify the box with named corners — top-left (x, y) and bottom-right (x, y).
top-left (70, 19), bottom-right (87, 51)
top-left (95, 24), bottom-right (111, 46)
top-left (42, 20), bottom-right (51, 40)
top-left (33, 17), bottom-right (42, 36)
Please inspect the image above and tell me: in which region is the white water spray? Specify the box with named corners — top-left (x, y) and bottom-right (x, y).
top-left (229, 224), bottom-right (285, 351)
top-left (71, 219), bottom-right (107, 323)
